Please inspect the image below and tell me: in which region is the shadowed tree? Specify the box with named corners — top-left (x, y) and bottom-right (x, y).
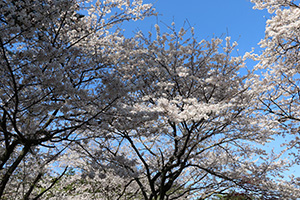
top-left (0, 0), bottom-right (154, 199)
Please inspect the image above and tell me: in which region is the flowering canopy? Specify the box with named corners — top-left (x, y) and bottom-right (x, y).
top-left (55, 26), bottom-right (299, 199)
top-left (0, 0), bottom-right (154, 199)
top-left (251, 0), bottom-right (300, 165)
top-left (0, 0), bottom-right (300, 199)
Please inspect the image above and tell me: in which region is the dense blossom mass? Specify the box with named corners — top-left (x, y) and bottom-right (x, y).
top-left (250, 0), bottom-right (300, 164)
top-left (0, 0), bottom-right (300, 199)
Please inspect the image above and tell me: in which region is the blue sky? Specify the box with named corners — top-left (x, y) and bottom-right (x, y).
top-left (122, 0), bottom-right (269, 61)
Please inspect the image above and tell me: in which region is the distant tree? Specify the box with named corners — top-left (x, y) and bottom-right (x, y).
top-left (213, 191), bottom-right (253, 200)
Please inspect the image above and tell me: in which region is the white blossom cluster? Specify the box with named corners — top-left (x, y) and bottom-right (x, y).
top-left (251, 0), bottom-right (300, 168)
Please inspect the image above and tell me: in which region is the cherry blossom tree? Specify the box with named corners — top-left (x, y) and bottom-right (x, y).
top-left (0, 0), bottom-right (154, 199)
top-left (60, 25), bottom-right (300, 199)
top-left (1, 0), bottom-right (300, 199)
top-left (250, 0), bottom-right (300, 166)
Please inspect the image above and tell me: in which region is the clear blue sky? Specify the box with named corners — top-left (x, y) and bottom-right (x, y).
top-left (122, 0), bottom-right (269, 60)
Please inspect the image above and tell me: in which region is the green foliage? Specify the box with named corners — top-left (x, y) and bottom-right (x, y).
top-left (213, 191), bottom-right (254, 200)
